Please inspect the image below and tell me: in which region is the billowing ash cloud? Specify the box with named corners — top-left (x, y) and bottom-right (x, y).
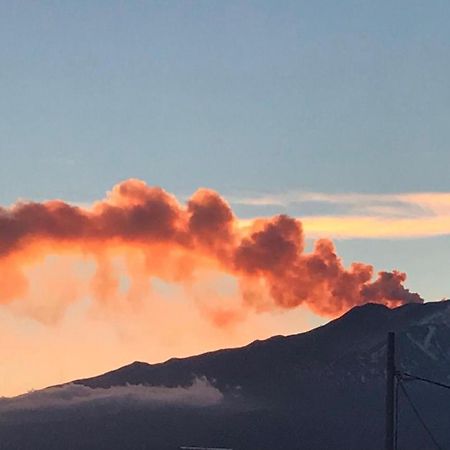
top-left (0, 179), bottom-right (422, 318)
top-left (0, 378), bottom-right (222, 412)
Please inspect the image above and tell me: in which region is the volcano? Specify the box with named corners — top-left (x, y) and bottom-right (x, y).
top-left (1, 300), bottom-right (450, 450)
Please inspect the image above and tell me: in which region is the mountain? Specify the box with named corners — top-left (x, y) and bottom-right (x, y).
top-left (1, 300), bottom-right (450, 450)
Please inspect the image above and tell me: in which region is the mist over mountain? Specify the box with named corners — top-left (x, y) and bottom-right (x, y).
top-left (1, 300), bottom-right (450, 450)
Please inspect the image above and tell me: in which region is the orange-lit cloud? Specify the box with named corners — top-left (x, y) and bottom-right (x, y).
top-left (0, 179), bottom-right (422, 317)
top-left (0, 180), bottom-right (424, 396)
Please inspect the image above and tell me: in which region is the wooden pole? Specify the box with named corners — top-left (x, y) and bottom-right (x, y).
top-left (385, 332), bottom-right (396, 450)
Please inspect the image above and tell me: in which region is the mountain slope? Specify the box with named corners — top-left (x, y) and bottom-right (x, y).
top-left (1, 300), bottom-right (450, 450)
top-left (75, 300), bottom-right (450, 395)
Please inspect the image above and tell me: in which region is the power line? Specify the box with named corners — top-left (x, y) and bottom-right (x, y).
top-left (398, 380), bottom-right (443, 450)
top-left (401, 372), bottom-right (450, 391)
top-left (385, 334), bottom-right (449, 450)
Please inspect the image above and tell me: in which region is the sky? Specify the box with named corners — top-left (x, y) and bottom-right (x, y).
top-left (0, 1), bottom-right (449, 396)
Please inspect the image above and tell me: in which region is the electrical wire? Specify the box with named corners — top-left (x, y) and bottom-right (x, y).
top-left (402, 372), bottom-right (450, 391)
top-left (398, 380), bottom-right (444, 450)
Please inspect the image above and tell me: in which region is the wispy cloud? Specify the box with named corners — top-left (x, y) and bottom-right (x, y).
top-left (0, 378), bottom-right (223, 412)
top-left (300, 215), bottom-right (450, 239)
top-left (233, 191), bottom-right (450, 239)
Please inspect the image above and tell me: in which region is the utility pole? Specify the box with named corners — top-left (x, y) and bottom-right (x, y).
top-left (385, 332), bottom-right (396, 450)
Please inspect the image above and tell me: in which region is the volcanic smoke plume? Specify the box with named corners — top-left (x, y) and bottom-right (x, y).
top-left (0, 179), bottom-right (422, 321)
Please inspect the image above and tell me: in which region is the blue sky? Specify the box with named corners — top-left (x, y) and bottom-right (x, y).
top-left (1, 0), bottom-right (449, 299)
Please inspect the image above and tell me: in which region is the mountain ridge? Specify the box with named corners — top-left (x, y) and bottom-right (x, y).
top-left (71, 300), bottom-right (450, 391)
top-left (2, 299), bottom-right (450, 450)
